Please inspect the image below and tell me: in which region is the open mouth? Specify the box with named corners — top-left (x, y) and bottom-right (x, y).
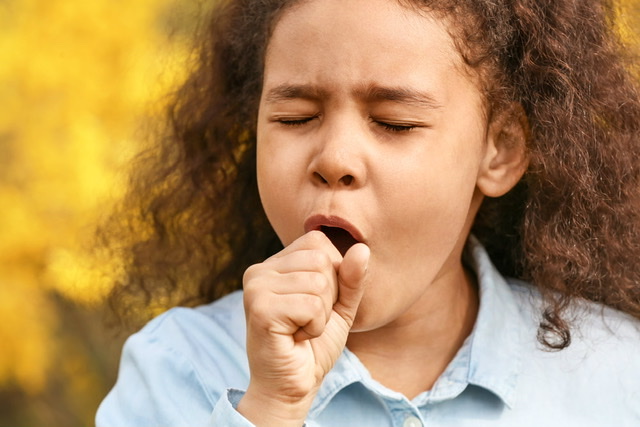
top-left (320, 225), bottom-right (359, 256)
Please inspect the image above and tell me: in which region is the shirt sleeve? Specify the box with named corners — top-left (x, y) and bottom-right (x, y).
top-left (208, 389), bottom-right (255, 427)
top-left (95, 328), bottom-right (255, 427)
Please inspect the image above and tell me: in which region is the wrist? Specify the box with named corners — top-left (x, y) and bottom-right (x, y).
top-left (237, 386), bottom-right (316, 427)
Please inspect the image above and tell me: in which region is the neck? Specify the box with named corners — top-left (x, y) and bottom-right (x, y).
top-left (346, 264), bottom-right (479, 400)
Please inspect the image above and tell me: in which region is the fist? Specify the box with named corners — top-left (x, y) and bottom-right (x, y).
top-left (238, 231), bottom-right (369, 426)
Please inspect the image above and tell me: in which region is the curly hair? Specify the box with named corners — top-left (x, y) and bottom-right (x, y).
top-left (100, 0), bottom-right (640, 349)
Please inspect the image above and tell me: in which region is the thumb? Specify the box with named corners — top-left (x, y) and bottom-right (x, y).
top-left (334, 243), bottom-right (370, 326)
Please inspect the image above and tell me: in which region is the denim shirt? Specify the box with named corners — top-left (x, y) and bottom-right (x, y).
top-left (96, 238), bottom-right (640, 426)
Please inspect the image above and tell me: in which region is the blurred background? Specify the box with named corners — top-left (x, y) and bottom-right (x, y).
top-left (0, 1), bottom-right (637, 426)
top-left (0, 0), bottom-right (208, 425)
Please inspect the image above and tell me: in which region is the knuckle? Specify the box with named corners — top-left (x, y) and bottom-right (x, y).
top-left (304, 294), bottom-right (326, 317)
top-left (308, 271), bottom-right (329, 295)
top-left (242, 276), bottom-right (261, 297)
top-left (243, 265), bottom-right (277, 294)
top-left (306, 229), bottom-right (326, 242)
top-left (307, 250), bottom-right (332, 272)
top-left (243, 277), bottom-right (272, 308)
top-left (306, 230), bottom-right (331, 247)
top-left (242, 263), bottom-right (261, 284)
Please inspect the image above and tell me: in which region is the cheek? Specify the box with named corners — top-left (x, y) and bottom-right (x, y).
top-left (256, 140), bottom-right (275, 212)
top-left (256, 137), bottom-right (306, 246)
top-left (384, 145), bottom-right (480, 214)
top-left (373, 143), bottom-right (482, 259)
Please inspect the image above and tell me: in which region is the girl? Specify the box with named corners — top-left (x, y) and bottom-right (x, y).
top-left (97, 0), bottom-right (640, 426)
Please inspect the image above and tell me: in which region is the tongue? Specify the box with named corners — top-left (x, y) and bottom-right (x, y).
top-left (320, 226), bottom-right (358, 256)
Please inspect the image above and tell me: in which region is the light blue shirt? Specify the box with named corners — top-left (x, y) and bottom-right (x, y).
top-left (96, 238), bottom-right (640, 426)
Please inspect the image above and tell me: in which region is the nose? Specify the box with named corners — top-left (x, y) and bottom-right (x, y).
top-left (308, 119), bottom-right (367, 188)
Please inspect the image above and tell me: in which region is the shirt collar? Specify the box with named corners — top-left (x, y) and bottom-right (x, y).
top-left (308, 349), bottom-right (370, 418)
top-left (310, 236), bottom-right (524, 415)
top-left (445, 235), bottom-right (523, 408)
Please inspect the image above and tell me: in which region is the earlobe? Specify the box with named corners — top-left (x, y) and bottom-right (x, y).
top-left (477, 103), bottom-right (529, 197)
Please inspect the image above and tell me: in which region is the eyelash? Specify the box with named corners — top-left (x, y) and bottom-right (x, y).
top-left (276, 117), bottom-right (419, 132)
top-left (278, 117), bottom-right (315, 126)
top-left (376, 121), bottom-right (417, 132)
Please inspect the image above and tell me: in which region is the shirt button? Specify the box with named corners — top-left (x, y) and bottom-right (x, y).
top-left (403, 415), bottom-right (423, 427)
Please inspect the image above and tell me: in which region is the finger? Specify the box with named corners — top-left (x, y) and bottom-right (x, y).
top-left (333, 243), bottom-right (370, 326)
top-left (273, 250), bottom-right (338, 306)
top-left (246, 293), bottom-right (329, 339)
top-left (269, 230), bottom-right (342, 269)
top-left (268, 271), bottom-right (336, 320)
top-left (244, 253), bottom-right (338, 309)
top-left (264, 249), bottom-right (336, 275)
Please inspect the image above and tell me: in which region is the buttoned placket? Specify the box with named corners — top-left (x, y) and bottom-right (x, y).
top-left (384, 394), bottom-right (427, 427)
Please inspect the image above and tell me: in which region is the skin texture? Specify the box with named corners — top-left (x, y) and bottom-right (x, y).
top-left (239, 0), bottom-right (528, 425)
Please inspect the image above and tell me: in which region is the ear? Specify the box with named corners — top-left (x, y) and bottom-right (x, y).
top-left (477, 103), bottom-right (529, 197)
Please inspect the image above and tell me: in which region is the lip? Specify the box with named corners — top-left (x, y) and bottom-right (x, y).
top-left (304, 214), bottom-right (365, 243)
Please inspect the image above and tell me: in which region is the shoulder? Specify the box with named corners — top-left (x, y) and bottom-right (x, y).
top-left (505, 278), bottom-right (640, 422)
top-left (128, 290), bottom-right (249, 391)
top-left (142, 290), bottom-right (247, 346)
top-left (96, 291), bottom-right (249, 426)
top-left (506, 277), bottom-right (640, 346)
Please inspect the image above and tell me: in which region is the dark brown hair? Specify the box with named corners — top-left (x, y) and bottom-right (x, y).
top-left (101, 0), bottom-right (640, 349)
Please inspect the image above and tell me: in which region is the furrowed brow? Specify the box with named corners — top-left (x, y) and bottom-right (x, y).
top-left (356, 85), bottom-right (443, 109)
top-left (264, 84), bottom-right (327, 103)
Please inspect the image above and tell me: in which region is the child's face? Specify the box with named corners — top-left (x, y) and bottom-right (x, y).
top-left (257, 0), bottom-right (489, 330)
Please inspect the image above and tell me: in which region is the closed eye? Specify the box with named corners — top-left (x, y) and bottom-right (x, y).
top-left (375, 120), bottom-right (419, 132)
top-left (277, 116), bottom-right (317, 126)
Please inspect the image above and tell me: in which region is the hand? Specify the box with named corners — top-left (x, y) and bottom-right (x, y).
top-left (238, 231), bottom-right (370, 427)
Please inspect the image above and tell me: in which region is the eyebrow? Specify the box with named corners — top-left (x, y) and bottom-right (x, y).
top-left (355, 84), bottom-right (443, 109)
top-left (264, 84), bottom-right (328, 103)
top-left (263, 83), bottom-right (443, 109)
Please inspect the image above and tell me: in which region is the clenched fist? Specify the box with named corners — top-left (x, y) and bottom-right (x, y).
top-left (238, 230), bottom-right (370, 427)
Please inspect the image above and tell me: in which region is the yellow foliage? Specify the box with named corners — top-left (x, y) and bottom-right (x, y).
top-left (617, 0), bottom-right (640, 46)
top-left (0, 0), bottom-right (194, 403)
top-left (0, 267), bottom-right (56, 395)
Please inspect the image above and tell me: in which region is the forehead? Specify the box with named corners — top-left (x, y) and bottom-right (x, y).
top-left (266, 0), bottom-right (468, 54)
top-left (263, 0), bottom-right (481, 105)
top-left (268, 0), bottom-right (456, 57)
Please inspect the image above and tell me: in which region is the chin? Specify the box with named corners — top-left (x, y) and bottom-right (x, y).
top-left (349, 303), bottom-right (392, 333)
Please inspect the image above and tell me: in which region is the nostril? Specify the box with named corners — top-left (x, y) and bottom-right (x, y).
top-left (314, 171), bottom-right (328, 184)
top-left (340, 175), bottom-right (354, 186)
top-left (312, 172), bottom-right (355, 186)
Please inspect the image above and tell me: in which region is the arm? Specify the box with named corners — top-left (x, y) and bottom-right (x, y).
top-left (238, 231), bottom-right (370, 427)
top-left (96, 231), bottom-right (368, 427)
